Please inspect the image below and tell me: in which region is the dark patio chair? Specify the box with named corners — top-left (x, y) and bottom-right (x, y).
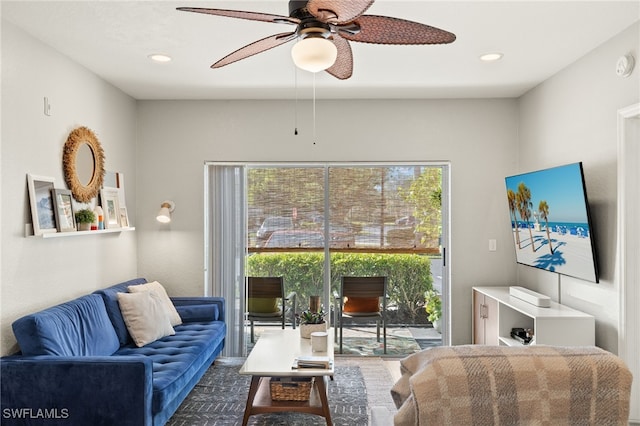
top-left (334, 276), bottom-right (387, 354)
top-left (247, 276), bottom-right (296, 343)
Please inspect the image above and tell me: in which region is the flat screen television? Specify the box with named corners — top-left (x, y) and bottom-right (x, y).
top-left (504, 162), bottom-right (598, 283)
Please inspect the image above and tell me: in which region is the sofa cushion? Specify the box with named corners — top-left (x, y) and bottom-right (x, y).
top-left (118, 291), bottom-right (176, 347)
top-left (248, 297), bottom-right (279, 314)
top-left (128, 281), bottom-right (182, 326)
top-left (343, 296), bottom-right (380, 313)
top-left (12, 294), bottom-right (120, 356)
top-left (115, 320), bottom-right (226, 414)
top-left (175, 304), bottom-right (219, 322)
top-left (94, 278), bottom-right (148, 345)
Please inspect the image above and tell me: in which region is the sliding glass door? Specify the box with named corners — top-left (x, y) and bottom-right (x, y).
top-left (207, 162), bottom-right (448, 357)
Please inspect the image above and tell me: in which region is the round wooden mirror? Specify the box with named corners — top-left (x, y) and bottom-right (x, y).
top-left (63, 126), bottom-right (105, 203)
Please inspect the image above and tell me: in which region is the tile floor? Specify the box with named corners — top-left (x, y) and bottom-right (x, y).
top-left (248, 324), bottom-right (442, 357)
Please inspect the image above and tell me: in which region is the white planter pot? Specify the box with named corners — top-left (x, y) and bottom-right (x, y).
top-left (78, 222), bottom-right (92, 231)
top-left (432, 319), bottom-right (442, 334)
top-left (300, 323), bottom-right (327, 339)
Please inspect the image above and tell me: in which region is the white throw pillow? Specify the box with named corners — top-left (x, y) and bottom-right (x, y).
top-left (128, 281), bottom-right (182, 326)
top-left (117, 291), bottom-right (175, 347)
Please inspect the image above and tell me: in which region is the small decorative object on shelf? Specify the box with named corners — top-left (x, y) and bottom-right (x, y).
top-left (75, 208), bottom-right (96, 231)
top-left (27, 174), bottom-right (57, 236)
top-left (297, 308), bottom-right (327, 339)
top-left (94, 206), bottom-right (104, 230)
top-left (100, 188), bottom-right (121, 229)
top-left (51, 188), bottom-right (76, 233)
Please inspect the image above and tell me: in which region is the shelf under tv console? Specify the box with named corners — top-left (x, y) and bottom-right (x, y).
top-left (473, 286), bottom-right (595, 347)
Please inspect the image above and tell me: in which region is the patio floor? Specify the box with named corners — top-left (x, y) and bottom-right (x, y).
top-left (246, 324), bottom-right (442, 357)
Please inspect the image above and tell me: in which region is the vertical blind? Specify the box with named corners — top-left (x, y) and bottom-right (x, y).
top-left (208, 165), bottom-right (247, 357)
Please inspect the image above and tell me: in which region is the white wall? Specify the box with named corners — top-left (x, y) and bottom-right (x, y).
top-left (0, 21), bottom-right (139, 355)
top-left (517, 22), bottom-right (639, 353)
top-left (136, 98), bottom-right (519, 345)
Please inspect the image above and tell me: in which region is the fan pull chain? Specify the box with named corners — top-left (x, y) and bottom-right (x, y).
top-left (294, 67), bottom-right (298, 135)
top-left (313, 73), bottom-right (317, 145)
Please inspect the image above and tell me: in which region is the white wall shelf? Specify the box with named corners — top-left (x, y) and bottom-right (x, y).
top-left (473, 286), bottom-right (595, 347)
top-left (35, 227), bottom-right (135, 238)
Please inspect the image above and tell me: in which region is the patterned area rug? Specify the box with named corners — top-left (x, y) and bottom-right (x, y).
top-left (167, 359), bottom-right (368, 426)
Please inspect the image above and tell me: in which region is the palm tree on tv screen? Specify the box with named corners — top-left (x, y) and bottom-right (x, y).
top-left (516, 182), bottom-right (534, 252)
top-left (538, 200), bottom-right (553, 254)
top-left (507, 189), bottom-right (521, 248)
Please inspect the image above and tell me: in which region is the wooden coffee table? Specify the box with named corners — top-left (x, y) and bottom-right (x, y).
top-left (239, 328), bottom-right (334, 425)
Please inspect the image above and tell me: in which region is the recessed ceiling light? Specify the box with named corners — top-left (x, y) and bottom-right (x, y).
top-left (148, 54), bottom-right (172, 63)
top-left (480, 53), bottom-right (503, 62)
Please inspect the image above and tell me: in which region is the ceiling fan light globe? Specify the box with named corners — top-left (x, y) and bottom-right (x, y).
top-left (291, 37), bottom-right (337, 73)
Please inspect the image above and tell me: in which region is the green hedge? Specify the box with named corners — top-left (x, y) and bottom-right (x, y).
top-left (246, 252), bottom-right (433, 322)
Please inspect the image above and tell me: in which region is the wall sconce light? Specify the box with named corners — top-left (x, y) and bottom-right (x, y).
top-left (156, 200), bottom-right (175, 223)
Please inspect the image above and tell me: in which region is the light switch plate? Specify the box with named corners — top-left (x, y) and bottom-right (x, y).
top-left (44, 97), bottom-right (51, 116)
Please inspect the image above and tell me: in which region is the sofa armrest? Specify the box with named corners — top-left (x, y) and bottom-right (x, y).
top-left (171, 297), bottom-right (225, 323)
top-left (1, 355), bottom-right (153, 426)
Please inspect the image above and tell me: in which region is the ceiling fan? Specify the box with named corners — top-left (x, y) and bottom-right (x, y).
top-left (177, 0), bottom-right (456, 80)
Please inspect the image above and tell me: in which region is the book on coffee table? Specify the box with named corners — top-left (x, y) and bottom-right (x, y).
top-left (292, 356), bottom-right (332, 369)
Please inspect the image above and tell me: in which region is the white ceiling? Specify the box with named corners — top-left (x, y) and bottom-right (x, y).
top-left (2, 1), bottom-right (638, 100)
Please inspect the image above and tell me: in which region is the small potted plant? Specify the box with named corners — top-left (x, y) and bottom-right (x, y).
top-left (424, 289), bottom-right (442, 333)
top-left (296, 308), bottom-right (327, 339)
top-left (75, 208), bottom-right (96, 231)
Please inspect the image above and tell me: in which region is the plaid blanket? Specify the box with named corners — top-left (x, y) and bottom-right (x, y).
top-left (391, 345), bottom-right (632, 426)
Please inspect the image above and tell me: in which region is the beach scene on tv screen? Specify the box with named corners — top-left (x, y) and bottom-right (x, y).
top-left (505, 163), bottom-right (597, 282)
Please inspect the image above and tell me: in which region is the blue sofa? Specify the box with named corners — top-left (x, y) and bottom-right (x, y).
top-left (0, 278), bottom-right (226, 426)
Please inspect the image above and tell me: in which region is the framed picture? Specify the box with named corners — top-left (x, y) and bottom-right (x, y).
top-left (52, 189), bottom-right (76, 232)
top-left (27, 174), bottom-right (57, 236)
top-left (119, 206), bottom-right (129, 228)
top-left (104, 170), bottom-right (127, 207)
top-left (100, 188), bottom-right (121, 229)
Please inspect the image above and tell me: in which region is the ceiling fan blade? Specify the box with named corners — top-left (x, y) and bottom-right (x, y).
top-left (177, 7), bottom-right (299, 25)
top-left (326, 35), bottom-right (353, 80)
top-left (307, 0), bottom-right (374, 25)
top-left (212, 32), bottom-right (297, 69)
top-left (340, 15), bottom-right (456, 45)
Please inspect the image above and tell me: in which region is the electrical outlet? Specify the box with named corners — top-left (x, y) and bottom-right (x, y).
top-left (489, 239), bottom-right (497, 251)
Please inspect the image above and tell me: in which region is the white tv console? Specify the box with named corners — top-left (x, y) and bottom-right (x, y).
top-left (473, 286), bottom-right (595, 347)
